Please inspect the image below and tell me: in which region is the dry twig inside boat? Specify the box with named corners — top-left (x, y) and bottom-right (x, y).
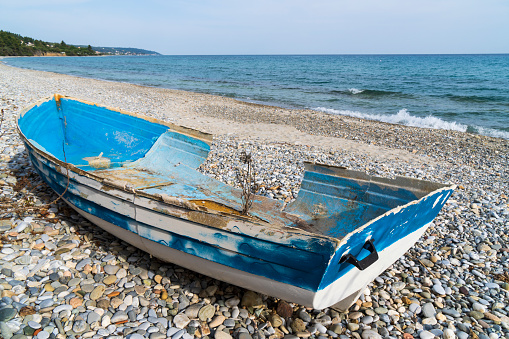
top-left (236, 150), bottom-right (259, 215)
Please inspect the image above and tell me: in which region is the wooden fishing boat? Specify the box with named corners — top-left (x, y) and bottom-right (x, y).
top-left (17, 94), bottom-right (455, 310)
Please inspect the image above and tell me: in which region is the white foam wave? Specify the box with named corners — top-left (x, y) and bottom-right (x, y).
top-left (315, 107), bottom-right (469, 132)
top-left (473, 126), bottom-right (509, 140)
top-left (348, 88), bottom-right (364, 95)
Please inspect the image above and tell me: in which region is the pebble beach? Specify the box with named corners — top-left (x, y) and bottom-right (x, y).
top-left (0, 60), bottom-right (508, 339)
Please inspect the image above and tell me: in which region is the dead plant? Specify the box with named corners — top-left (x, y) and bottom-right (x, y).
top-left (0, 109), bottom-right (5, 139)
top-left (236, 150), bottom-right (259, 215)
top-left (0, 142), bottom-right (70, 218)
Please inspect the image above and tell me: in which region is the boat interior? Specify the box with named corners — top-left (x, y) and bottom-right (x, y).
top-left (18, 96), bottom-right (446, 238)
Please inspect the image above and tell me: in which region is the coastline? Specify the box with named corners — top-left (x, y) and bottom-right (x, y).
top-left (1, 61), bottom-right (507, 164)
top-left (3, 55), bottom-right (509, 142)
top-left (1, 62), bottom-right (508, 338)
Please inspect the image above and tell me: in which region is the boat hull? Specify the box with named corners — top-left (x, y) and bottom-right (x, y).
top-left (23, 142), bottom-right (333, 306)
top-left (68, 199), bottom-right (431, 309)
top-left (17, 95), bottom-right (456, 310)
top-left (21, 131), bottom-right (444, 309)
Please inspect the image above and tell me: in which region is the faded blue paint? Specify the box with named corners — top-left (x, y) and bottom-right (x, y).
top-left (23, 141), bottom-right (330, 291)
top-left (19, 97), bottom-right (174, 169)
top-left (17, 95), bottom-right (455, 296)
top-left (285, 164), bottom-right (443, 238)
top-left (317, 187), bottom-right (453, 291)
top-left (130, 130), bottom-right (210, 170)
top-left (17, 100), bottom-right (66, 160)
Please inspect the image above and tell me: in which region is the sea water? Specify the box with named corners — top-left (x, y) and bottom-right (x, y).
top-left (4, 54), bottom-right (509, 139)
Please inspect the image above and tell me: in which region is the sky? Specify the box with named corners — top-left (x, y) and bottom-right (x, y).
top-left (1, 0), bottom-right (508, 55)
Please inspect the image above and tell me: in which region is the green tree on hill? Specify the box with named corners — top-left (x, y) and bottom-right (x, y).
top-left (0, 30), bottom-right (98, 56)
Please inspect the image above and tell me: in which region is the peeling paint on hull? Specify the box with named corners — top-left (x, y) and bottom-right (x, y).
top-left (17, 95), bottom-right (456, 309)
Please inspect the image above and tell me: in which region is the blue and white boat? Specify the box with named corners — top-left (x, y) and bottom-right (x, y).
top-left (17, 95), bottom-right (455, 310)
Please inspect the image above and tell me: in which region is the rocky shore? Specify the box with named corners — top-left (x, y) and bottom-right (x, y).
top-left (0, 62), bottom-right (508, 339)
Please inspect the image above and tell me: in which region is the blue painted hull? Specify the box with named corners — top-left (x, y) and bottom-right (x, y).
top-left (17, 95), bottom-right (455, 309)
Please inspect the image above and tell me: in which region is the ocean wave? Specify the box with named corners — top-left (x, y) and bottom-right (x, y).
top-left (472, 126), bottom-right (509, 140)
top-left (348, 88), bottom-right (364, 94)
top-left (445, 94), bottom-right (509, 104)
top-left (315, 107), bottom-right (509, 139)
top-left (330, 88), bottom-right (411, 98)
top-left (314, 107), bottom-right (468, 132)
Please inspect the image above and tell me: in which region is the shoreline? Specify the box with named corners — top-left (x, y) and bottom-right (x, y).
top-left (1, 61), bottom-right (507, 164)
top-left (1, 62), bottom-right (508, 338)
top-left (2, 56), bottom-right (509, 143)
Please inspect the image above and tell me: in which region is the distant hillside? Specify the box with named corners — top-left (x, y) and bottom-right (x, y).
top-left (0, 30), bottom-right (97, 56)
top-left (89, 46), bottom-right (161, 56)
top-left (0, 30), bottom-right (161, 57)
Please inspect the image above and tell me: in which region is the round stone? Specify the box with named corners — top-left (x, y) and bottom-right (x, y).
top-left (240, 292), bottom-right (262, 308)
top-left (173, 314), bottom-right (190, 329)
top-left (421, 303), bottom-right (436, 318)
top-left (276, 300), bottom-right (293, 318)
top-left (298, 310), bottom-right (311, 322)
top-left (73, 320), bottom-right (87, 333)
top-left (39, 299), bottom-right (54, 309)
top-left (361, 329), bottom-right (382, 339)
top-left (0, 307), bottom-right (18, 321)
top-left (409, 303), bottom-right (421, 314)
top-left (432, 284), bottom-right (446, 295)
top-left (69, 297), bottom-right (82, 308)
top-left (68, 278), bottom-right (81, 287)
top-left (88, 311), bottom-right (101, 324)
top-left (81, 284), bottom-right (95, 293)
top-left (210, 315), bottom-right (226, 329)
top-left (104, 265), bottom-right (120, 275)
top-left (347, 323), bottom-right (360, 331)
top-left (270, 314), bottom-right (282, 328)
top-left (36, 331), bottom-right (50, 339)
top-left (111, 311), bottom-right (128, 323)
top-left (215, 330), bottom-right (233, 339)
top-left (393, 282), bottom-right (406, 291)
top-left (290, 318), bottom-right (306, 333)
top-left (101, 315), bottom-right (111, 327)
top-left (198, 304), bottom-right (215, 321)
top-left (184, 303), bottom-right (201, 318)
top-left (443, 329), bottom-right (456, 339)
top-left (224, 296), bottom-right (240, 308)
top-left (116, 268), bottom-right (127, 279)
top-left (469, 311), bottom-right (484, 320)
top-left (472, 302), bottom-right (486, 313)
top-left (129, 267), bottom-right (142, 276)
top-left (134, 285), bottom-right (146, 294)
top-left (374, 307), bottom-right (388, 314)
top-left (419, 330), bottom-right (435, 339)
top-left (1, 248), bottom-right (15, 254)
top-left (361, 315), bottom-right (374, 324)
top-left (28, 321), bottom-right (41, 329)
top-left (53, 304), bottom-right (72, 314)
top-left (96, 299), bottom-right (110, 309)
top-left (1, 268), bottom-right (13, 277)
top-left (223, 318), bottom-right (235, 327)
top-left (103, 275), bottom-right (117, 285)
top-left (90, 285), bottom-right (106, 300)
top-left (76, 258), bottom-right (92, 271)
top-left (110, 297), bottom-right (123, 308)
